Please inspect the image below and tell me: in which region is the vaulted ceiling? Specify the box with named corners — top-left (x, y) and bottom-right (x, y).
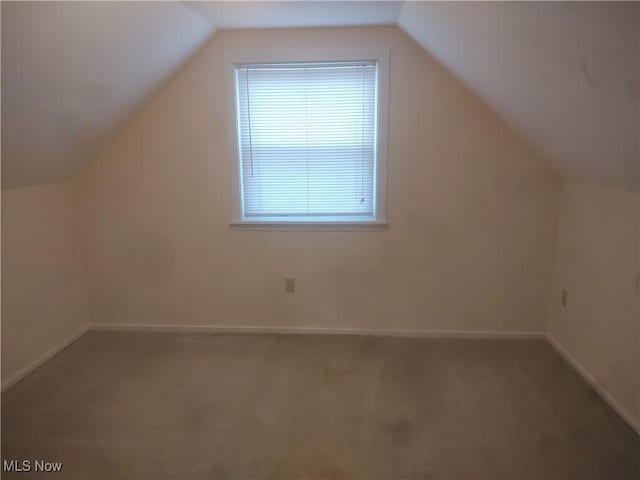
top-left (399, 1), bottom-right (639, 192)
top-left (1, 1), bottom-right (214, 189)
top-left (2, 1), bottom-right (638, 191)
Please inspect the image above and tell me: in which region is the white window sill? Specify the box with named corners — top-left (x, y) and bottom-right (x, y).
top-left (230, 217), bottom-right (388, 231)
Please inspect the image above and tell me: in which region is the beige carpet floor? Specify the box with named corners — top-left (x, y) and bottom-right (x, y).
top-left (2, 331), bottom-right (639, 479)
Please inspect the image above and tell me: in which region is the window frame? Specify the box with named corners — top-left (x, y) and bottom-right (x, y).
top-left (224, 48), bottom-right (389, 230)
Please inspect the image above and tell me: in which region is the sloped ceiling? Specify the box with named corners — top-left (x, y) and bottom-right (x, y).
top-left (399, 1), bottom-right (639, 191)
top-left (1, 1), bottom-right (215, 189)
top-left (2, 1), bottom-right (638, 191)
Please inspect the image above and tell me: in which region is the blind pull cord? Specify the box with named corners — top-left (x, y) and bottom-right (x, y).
top-left (245, 68), bottom-right (255, 177)
top-left (361, 65), bottom-right (366, 205)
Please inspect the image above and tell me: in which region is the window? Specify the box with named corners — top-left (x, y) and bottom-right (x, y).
top-left (228, 53), bottom-right (388, 229)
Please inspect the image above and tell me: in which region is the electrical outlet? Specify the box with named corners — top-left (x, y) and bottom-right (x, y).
top-left (285, 278), bottom-right (295, 293)
top-left (561, 289), bottom-right (568, 307)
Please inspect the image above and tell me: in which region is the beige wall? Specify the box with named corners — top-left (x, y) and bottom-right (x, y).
top-left (74, 26), bottom-right (561, 333)
top-left (2, 182), bottom-right (89, 384)
top-left (549, 179), bottom-right (639, 427)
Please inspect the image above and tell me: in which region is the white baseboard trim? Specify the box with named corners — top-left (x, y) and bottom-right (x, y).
top-left (546, 333), bottom-right (640, 435)
top-left (1, 324), bottom-right (89, 392)
top-left (90, 323), bottom-right (545, 339)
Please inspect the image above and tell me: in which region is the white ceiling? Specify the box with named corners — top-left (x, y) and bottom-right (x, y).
top-left (1, 1), bottom-right (215, 189)
top-left (399, 1), bottom-right (639, 191)
top-left (184, 1), bottom-right (403, 29)
top-left (2, 1), bottom-right (639, 191)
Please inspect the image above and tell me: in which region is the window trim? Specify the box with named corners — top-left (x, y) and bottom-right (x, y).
top-left (224, 48), bottom-right (389, 230)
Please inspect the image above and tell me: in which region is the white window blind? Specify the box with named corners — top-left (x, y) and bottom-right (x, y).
top-left (235, 61), bottom-right (377, 220)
